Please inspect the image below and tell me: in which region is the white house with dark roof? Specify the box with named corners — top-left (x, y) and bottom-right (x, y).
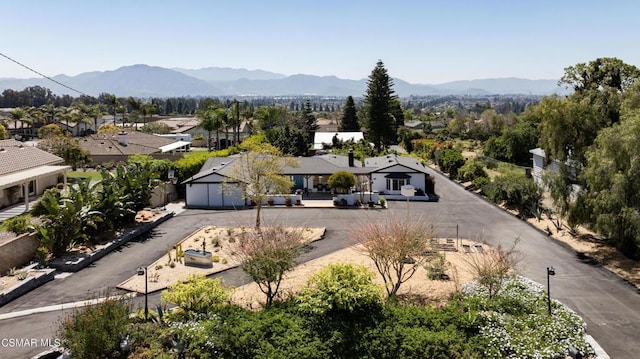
top-left (365, 154), bottom-right (434, 196)
top-left (0, 139), bottom-right (70, 211)
top-left (182, 152), bottom-right (435, 209)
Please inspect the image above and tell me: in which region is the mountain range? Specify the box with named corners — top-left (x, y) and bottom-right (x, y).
top-left (0, 64), bottom-right (569, 98)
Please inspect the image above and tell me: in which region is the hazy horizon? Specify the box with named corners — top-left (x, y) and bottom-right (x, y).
top-left (3, 0), bottom-right (639, 84)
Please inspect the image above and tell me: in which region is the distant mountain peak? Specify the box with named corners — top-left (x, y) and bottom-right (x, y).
top-left (0, 65), bottom-right (569, 97)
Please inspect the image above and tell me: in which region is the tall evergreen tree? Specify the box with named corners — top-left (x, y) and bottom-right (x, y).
top-left (364, 60), bottom-right (397, 151)
top-left (339, 96), bottom-right (359, 131)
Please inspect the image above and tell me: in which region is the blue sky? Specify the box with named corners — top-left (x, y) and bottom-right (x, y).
top-left (2, 0), bottom-right (639, 84)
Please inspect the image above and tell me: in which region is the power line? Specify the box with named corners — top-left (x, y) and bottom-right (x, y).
top-left (0, 51), bottom-right (89, 97)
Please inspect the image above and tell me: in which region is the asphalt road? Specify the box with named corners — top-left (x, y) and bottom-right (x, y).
top-left (1, 168), bottom-right (640, 358)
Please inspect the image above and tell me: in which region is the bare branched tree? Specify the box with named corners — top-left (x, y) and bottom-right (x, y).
top-left (351, 215), bottom-right (433, 298)
top-left (462, 239), bottom-right (522, 299)
top-left (224, 148), bottom-right (298, 229)
top-left (238, 225), bottom-right (307, 306)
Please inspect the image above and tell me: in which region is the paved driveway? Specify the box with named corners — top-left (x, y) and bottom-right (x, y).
top-left (1, 168), bottom-right (639, 358)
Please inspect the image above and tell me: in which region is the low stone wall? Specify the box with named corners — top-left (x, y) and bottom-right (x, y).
top-left (0, 267), bottom-right (55, 307)
top-left (0, 233), bottom-right (39, 275)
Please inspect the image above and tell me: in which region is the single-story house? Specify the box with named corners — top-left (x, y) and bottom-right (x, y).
top-left (0, 139), bottom-right (70, 211)
top-left (313, 132), bottom-right (364, 151)
top-left (79, 131), bottom-right (191, 165)
top-left (153, 117), bottom-right (252, 149)
top-left (182, 152), bottom-right (435, 209)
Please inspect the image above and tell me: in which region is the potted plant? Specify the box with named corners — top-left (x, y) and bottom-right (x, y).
top-left (267, 198), bottom-right (275, 206)
top-left (285, 197), bottom-right (293, 207)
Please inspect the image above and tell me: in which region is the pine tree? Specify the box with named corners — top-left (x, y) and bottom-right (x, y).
top-left (339, 96), bottom-right (359, 131)
top-left (364, 60), bottom-right (397, 151)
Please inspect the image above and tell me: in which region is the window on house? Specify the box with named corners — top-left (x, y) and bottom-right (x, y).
top-left (386, 178), bottom-right (410, 191)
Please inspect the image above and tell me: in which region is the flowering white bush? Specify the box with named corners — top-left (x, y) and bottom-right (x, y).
top-left (461, 276), bottom-right (595, 358)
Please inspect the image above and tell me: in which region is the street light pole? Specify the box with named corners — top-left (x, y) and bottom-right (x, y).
top-left (137, 267), bottom-right (148, 320)
top-left (547, 266), bottom-right (555, 315)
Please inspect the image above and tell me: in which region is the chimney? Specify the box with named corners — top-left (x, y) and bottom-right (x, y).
top-left (119, 131), bottom-right (128, 146)
top-left (348, 149), bottom-right (354, 167)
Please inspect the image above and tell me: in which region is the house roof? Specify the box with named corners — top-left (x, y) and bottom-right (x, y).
top-left (365, 153), bottom-right (428, 173)
top-left (0, 165), bottom-right (70, 189)
top-left (0, 139), bottom-right (64, 176)
top-left (183, 153), bottom-right (425, 184)
top-left (529, 148), bottom-right (545, 157)
top-left (79, 131), bottom-right (180, 156)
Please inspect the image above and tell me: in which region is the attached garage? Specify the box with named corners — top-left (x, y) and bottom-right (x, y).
top-left (182, 157), bottom-right (246, 209)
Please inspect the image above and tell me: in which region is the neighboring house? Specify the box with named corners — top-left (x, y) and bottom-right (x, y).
top-left (79, 131), bottom-right (191, 165)
top-left (182, 152), bottom-right (435, 209)
top-left (529, 147), bottom-right (581, 197)
top-left (313, 131), bottom-right (364, 151)
top-left (154, 117), bottom-right (252, 149)
top-left (58, 115), bottom-right (114, 137)
top-left (0, 139), bottom-right (70, 211)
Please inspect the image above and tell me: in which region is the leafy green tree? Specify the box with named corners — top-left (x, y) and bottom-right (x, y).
top-left (457, 157), bottom-right (487, 182)
top-left (239, 226), bottom-right (307, 306)
top-left (436, 148), bottom-right (465, 177)
top-left (485, 172), bottom-right (541, 217)
top-left (570, 112), bottom-right (640, 258)
top-left (560, 57), bottom-right (640, 126)
top-left (298, 263), bottom-right (382, 315)
top-left (350, 215), bottom-right (434, 298)
top-left (328, 170), bottom-right (356, 194)
top-left (161, 274), bottom-right (230, 316)
top-left (38, 135), bottom-right (91, 170)
top-left (0, 123), bottom-right (7, 139)
top-left (58, 295), bottom-right (130, 359)
top-left (339, 96), bottom-right (359, 131)
top-left (364, 60), bottom-right (397, 151)
top-left (37, 123), bottom-right (63, 139)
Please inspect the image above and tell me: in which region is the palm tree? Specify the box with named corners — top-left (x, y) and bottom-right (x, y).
top-left (105, 94), bottom-right (120, 127)
top-left (242, 102), bottom-right (254, 135)
top-left (128, 97), bottom-right (143, 128)
top-left (141, 102), bottom-right (157, 126)
top-left (39, 103), bottom-right (56, 125)
top-left (197, 106), bottom-right (223, 151)
top-left (9, 107), bottom-right (32, 138)
top-left (87, 104), bottom-right (106, 134)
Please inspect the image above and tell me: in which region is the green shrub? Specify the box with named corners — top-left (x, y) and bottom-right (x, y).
top-left (3, 214), bottom-right (34, 234)
top-left (457, 157), bottom-right (487, 182)
top-left (328, 171), bottom-right (357, 194)
top-left (161, 274), bottom-right (230, 315)
top-left (436, 148), bottom-right (465, 177)
top-left (491, 172), bottom-right (541, 216)
top-left (473, 176), bottom-right (490, 191)
top-left (298, 263), bottom-right (382, 315)
top-left (58, 295), bottom-right (130, 359)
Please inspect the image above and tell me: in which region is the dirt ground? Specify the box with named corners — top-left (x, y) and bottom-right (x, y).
top-left (231, 239), bottom-right (481, 309)
top-left (117, 226), bottom-right (326, 293)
